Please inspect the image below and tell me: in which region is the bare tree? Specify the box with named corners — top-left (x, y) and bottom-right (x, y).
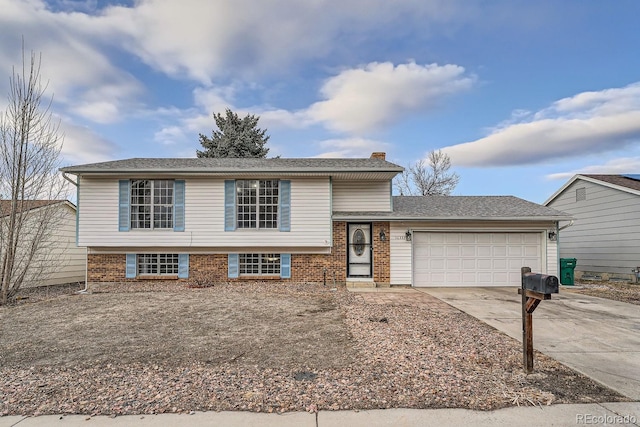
top-left (0, 49), bottom-right (67, 305)
top-left (395, 150), bottom-right (460, 196)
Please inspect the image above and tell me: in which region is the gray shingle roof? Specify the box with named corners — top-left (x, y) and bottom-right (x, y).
top-left (334, 196), bottom-right (572, 221)
top-left (581, 174), bottom-right (640, 192)
top-left (60, 157), bottom-right (404, 174)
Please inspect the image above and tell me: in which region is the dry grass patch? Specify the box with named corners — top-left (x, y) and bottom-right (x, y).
top-left (0, 282), bottom-right (627, 416)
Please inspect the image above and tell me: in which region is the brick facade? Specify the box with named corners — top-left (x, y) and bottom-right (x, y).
top-left (87, 221), bottom-right (391, 285)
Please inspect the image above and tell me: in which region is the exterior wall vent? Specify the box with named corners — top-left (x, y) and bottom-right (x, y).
top-left (576, 187), bottom-right (586, 202)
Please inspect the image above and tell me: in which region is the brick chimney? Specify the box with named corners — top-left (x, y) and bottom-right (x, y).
top-left (370, 152), bottom-right (386, 160)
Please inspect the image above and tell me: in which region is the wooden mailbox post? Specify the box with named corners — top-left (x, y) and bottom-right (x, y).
top-left (519, 267), bottom-right (559, 373)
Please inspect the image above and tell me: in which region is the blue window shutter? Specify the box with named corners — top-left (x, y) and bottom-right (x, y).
top-left (178, 253), bottom-right (189, 278)
top-left (280, 253), bottom-right (291, 279)
top-left (279, 180), bottom-right (291, 232)
top-left (174, 180), bottom-right (185, 232)
top-left (125, 254), bottom-right (137, 278)
top-left (224, 180), bottom-right (236, 231)
top-left (118, 180), bottom-right (130, 232)
top-left (228, 253), bottom-right (239, 278)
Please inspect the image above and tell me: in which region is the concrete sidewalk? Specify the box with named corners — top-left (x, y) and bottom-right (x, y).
top-left (419, 286), bottom-right (640, 400)
top-left (2, 402), bottom-right (638, 427)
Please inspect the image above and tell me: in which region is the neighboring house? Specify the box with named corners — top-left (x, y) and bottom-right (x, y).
top-left (0, 200), bottom-right (85, 287)
top-left (545, 174), bottom-right (640, 281)
top-left (60, 153), bottom-right (570, 288)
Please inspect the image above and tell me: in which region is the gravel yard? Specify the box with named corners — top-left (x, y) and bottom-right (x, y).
top-left (0, 282), bottom-right (627, 416)
top-left (563, 281), bottom-right (640, 305)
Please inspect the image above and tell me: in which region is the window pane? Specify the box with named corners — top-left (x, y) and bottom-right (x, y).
top-left (239, 253), bottom-right (280, 276)
top-left (137, 253), bottom-right (178, 275)
top-left (130, 180), bottom-right (174, 229)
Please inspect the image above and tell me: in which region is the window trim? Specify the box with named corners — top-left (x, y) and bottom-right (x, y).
top-left (227, 253), bottom-right (290, 279)
top-left (129, 179), bottom-right (175, 230)
top-left (137, 253), bottom-right (179, 276)
top-left (235, 179), bottom-right (279, 230)
top-left (126, 253), bottom-right (189, 278)
top-left (118, 179), bottom-right (186, 232)
top-left (239, 253), bottom-right (281, 277)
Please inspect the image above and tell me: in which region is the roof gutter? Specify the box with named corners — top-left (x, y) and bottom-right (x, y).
top-left (61, 172), bottom-right (77, 187)
top-left (331, 215), bottom-right (574, 222)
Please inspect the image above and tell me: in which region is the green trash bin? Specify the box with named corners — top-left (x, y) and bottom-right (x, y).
top-left (560, 258), bottom-right (577, 286)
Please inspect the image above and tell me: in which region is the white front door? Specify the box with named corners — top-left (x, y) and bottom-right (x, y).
top-left (348, 223), bottom-right (372, 277)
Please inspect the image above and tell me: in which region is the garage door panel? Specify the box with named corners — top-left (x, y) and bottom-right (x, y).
top-left (461, 234), bottom-right (476, 243)
top-left (523, 234), bottom-right (539, 243)
top-left (430, 246), bottom-right (445, 256)
top-left (492, 234), bottom-right (507, 243)
top-left (476, 245), bottom-right (491, 256)
top-left (491, 259), bottom-right (506, 269)
top-left (462, 259), bottom-right (477, 269)
top-left (430, 259), bottom-right (446, 269)
top-left (461, 246), bottom-right (476, 256)
top-left (446, 234), bottom-right (461, 243)
top-left (446, 246), bottom-right (460, 256)
top-left (413, 232), bottom-right (541, 287)
top-left (508, 246), bottom-right (522, 256)
top-left (446, 259), bottom-right (461, 269)
top-left (477, 234), bottom-right (492, 243)
top-left (493, 246), bottom-right (507, 256)
top-left (524, 246), bottom-right (539, 256)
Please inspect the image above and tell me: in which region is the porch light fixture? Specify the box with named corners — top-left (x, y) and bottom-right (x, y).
top-left (405, 230), bottom-right (412, 241)
top-left (548, 231), bottom-right (557, 241)
top-left (379, 229), bottom-right (387, 242)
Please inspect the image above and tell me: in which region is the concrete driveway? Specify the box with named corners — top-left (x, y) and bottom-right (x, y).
top-left (418, 287), bottom-right (640, 400)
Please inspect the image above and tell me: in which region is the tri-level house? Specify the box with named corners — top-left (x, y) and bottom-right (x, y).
top-left (60, 152), bottom-right (570, 288)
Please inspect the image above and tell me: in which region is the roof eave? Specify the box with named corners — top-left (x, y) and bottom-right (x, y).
top-left (332, 214), bottom-right (573, 222)
top-left (59, 168), bottom-right (403, 177)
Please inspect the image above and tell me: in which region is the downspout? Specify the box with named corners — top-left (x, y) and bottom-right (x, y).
top-left (558, 219), bottom-right (574, 232)
top-left (62, 172), bottom-right (88, 294)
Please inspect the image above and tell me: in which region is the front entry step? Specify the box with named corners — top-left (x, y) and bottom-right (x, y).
top-left (347, 281), bottom-right (386, 289)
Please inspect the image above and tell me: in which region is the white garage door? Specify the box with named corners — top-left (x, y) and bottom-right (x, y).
top-left (412, 232), bottom-right (542, 287)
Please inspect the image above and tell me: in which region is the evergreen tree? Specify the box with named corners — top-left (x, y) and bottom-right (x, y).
top-left (197, 108), bottom-right (270, 158)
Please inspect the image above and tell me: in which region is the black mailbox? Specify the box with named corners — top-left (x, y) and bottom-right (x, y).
top-left (522, 273), bottom-right (559, 294)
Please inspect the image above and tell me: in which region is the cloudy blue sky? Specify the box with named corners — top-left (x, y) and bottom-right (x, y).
top-left (1, 0), bottom-right (639, 203)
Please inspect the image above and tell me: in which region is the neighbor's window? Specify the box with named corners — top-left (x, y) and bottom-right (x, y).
top-left (137, 254), bottom-right (179, 275)
top-left (236, 180), bottom-right (279, 229)
top-left (239, 253), bottom-right (281, 276)
top-left (130, 180), bottom-right (174, 229)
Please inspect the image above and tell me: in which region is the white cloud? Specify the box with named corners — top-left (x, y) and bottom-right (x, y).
top-left (546, 157), bottom-right (640, 181)
top-left (0, 0), bottom-right (143, 124)
top-left (442, 82), bottom-right (640, 167)
top-left (98, 0), bottom-right (467, 83)
top-left (59, 120), bottom-right (119, 164)
top-left (152, 61), bottom-right (475, 148)
top-left (315, 137), bottom-right (391, 158)
top-left (306, 62), bottom-right (475, 134)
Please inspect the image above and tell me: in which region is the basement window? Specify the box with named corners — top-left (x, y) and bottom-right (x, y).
top-left (137, 254), bottom-right (179, 275)
top-left (239, 253), bottom-right (281, 276)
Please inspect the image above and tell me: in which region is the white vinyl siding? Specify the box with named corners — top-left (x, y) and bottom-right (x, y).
top-left (390, 222), bottom-right (555, 286)
top-left (548, 179), bottom-right (640, 277)
top-left (23, 204), bottom-right (86, 287)
top-left (78, 177), bottom-right (331, 249)
top-left (332, 180), bottom-right (391, 212)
